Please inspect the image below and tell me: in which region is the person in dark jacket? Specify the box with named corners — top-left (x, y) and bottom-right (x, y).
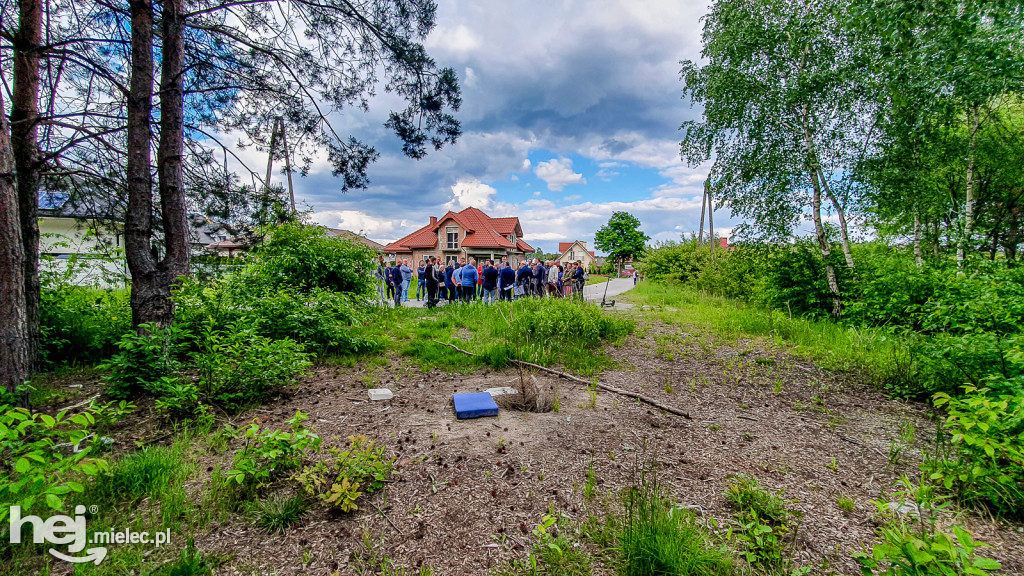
top-left (516, 261), bottom-right (532, 299)
top-left (459, 258), bottom-right (478, 304)
top-left (534, 260), bottom-right (547, 298)
top-left (416, 261), bottom-right (426, 300)
top-left (574, 260), bottom-right (586, 297)
top-left (444, 262), bottom-right (456, 303)
top-left (499, 262), bottom-right (516, 301)
top-left (389, 264), bottom-right (404, 307)
top-left (481, 260), bottom-right (500, 304)
top-left (424, 257), bottom-right (439, 308)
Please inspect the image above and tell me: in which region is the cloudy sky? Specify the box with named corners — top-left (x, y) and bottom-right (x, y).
top-left (247, 1), bottom-right (738, 253)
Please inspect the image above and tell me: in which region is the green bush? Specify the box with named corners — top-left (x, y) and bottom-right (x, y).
top-left (192, 324), bottom-right (313, 412)
top-left (922, 381), bottom-right (1024, 518)
top-left (638, 238), bottom-right (763, 300)
top-left (294, 434), bottom-right (394, 512)
top-left (39, 284), bottom-right (131, 368)
top-left (724, 475), bottom-right (797, 572)
top-left (100, 323), bottom-right (190, 399)
top-left (0, 405), bottom-right (108, 522)
top-left (854, 524), bottom-right (1001, 576)
top-left (224, 411), bottom-right (321, 492)
top-left (246, 222), bottom-right (378, 294)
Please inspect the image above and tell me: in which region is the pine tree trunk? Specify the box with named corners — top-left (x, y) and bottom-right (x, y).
top-left (0, 110), bottom-right (30, 394)
top-left (125, 0), bottom-right (162, 327)
top-left (11, 0), bottom-right (43, 368)
top-left (157, 0), bottom-right (190, 287)
top-left (957, 105), bottom-right (981, 266)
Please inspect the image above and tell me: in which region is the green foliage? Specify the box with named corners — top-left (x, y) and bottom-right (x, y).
top-left (594, 211), bottom-right (650, 266)
top-left (922, 383), bottom-right (1024, 518)
top-left (724, 475), bottom-right (797, 572)
top-left (100, 323), bottom-right (190, 399)
top-left (294, 434), bottom-right (394, 512)
top-left (855, 478), bottom-right (1002, 576)
top-left (246, 493), bottom-right (309, 533)
top-left (619, 470), bottom-right (734, 576)
top-left (0, 405), bottom-right (107, 521)
top-left (192, 324), bottom-right (313, 412)
top-left (224, 411), bottom-right (321, 491)
top-left (93, 444), bottom-right (182, 502)
top-left (854, 524), bottom-right (1002, 576)
top-left (639, 238), bottom-right (762, 300)
top-left (150, 538), bottom-right (216, 576)
top-left (39, 285), bottom-right (130, 368)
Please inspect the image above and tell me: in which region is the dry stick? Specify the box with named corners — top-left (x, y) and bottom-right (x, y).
top-left (433, 341), bottom-right (691, 419)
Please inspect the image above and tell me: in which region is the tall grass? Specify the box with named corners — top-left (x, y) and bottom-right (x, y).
top-left (624, 281), bottom-right (900, 381)
top-left (390, 299), bottom-right (633, 376)
top-left (620, 469), bottom-right (734, 576)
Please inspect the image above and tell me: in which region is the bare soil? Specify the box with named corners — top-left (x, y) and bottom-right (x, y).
top-left (186, 317), bottom-right (1024, 575)
top-left (36, 317), bottom-right (1024, 575)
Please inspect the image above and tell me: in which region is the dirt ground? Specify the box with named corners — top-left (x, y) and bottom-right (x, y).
top-left (178, 316), bottom-right (1024, 576)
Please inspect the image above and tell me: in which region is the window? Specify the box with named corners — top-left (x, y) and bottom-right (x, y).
top-left (446, 227), bottom-right (459, 249)
top-left (446, 255), bottom-right (459, 266)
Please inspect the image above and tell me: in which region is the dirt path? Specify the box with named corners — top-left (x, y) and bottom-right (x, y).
top-left (193, 316), bottom-right (1023, 575)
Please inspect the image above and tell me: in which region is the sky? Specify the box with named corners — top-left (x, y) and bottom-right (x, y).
top-left (233, 1), bottom-right (739, 255)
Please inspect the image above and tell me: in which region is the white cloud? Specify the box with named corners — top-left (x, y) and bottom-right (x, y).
top-left (523, 231), bottom-right (567, 241)
top-left (310, 210), bottom-right (401, 239)
top-left (447, 179), bottom-right (498, 210)
top-left (532, 191), bottom-right (541, 197)
top-left (562, 194), bottom-right (582, 202)
top-left (521, 158), bottom-right (532, 171)
top-left (534, 158), bottom-right (586, 191)
top-left (525, 199), bottom-right (556, 209)
top-left (425, 24), bottom-right (482, 57)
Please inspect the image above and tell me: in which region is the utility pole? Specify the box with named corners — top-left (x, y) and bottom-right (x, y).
top-left (698, 179), bottom-right (714, 248)
top-left (263, 116), bottom-right (296, 214)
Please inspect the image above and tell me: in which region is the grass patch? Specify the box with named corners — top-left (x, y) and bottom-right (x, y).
top-left (624, 282), bottom-right (898, 381)
top-left (621, 473), bottom-right (734, 576)
top-left (93, 444), bottom-right (185, 502)
top-left (246, 493), bottom-right (308, 533)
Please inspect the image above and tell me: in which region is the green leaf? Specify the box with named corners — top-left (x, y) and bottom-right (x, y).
top-left (14, 458), bottom-right (30, 473)
top-left (45, 493), bottom-right (63, 510)
top-left (972, 557), bottom-right (1001, 570)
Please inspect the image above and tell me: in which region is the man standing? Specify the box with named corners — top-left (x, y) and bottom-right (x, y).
top-left (400, 258), bottom-right (413, 303)
top-left (444, 260), bottom-right (456, 303)
top-left (374, 255), bottom-right (388, 305)
top-left (547, 260), bottom-right (559, 297)
top-left (534, 259), bottom-right (547, 298)
top-left (452, 261), bottom-right (464, 302)
top-left (460, 258), bottom-right (478, 304)
top-left (516, 260), bottom-right (532, 299)
top-left (390, 262), bottom-right (404, 307)
top-left (424, 257), bottom-right (439, 308)
top-left (416, 260), bottom-right (426, 300)
top-left (482, 260), bottom-right (499, 304)
top-left (500, 262), bottom-right (515, 301)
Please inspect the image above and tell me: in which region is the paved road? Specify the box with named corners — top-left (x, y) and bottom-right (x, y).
top-left (387, 277), bottom-right (638, 309)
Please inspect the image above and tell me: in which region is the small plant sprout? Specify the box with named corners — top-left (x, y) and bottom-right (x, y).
top-left (826, 457), bottom-right (838, 472)
top-left (773, 380), bottom-right (784, 395)
top-left (837, 495), bottom-right (854, 513)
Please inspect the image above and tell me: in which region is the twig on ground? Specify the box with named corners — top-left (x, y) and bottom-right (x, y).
top-left (433, 340), bottom-right (691, 419)
top-left (58, 394), bottom-right (101, 412)
top-left (374, 502), bottom-right (402, 535)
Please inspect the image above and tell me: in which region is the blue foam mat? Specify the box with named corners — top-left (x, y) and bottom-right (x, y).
top-left (453, 392), bottom-right (499, 419)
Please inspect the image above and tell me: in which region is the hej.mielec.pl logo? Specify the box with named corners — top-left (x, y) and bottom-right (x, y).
top-left (9, 505), bottom-right (171, 565)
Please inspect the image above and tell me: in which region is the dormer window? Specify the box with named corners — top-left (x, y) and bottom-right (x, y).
top-left (446, 227), bottom-right (459, 249)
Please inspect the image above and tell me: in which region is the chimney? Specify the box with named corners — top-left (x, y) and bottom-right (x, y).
top-left (430, 216), bottom-right (437, 226)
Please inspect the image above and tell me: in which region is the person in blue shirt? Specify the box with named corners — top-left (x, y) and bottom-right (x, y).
top-left (460, 258), bottom-right (478, 304)
top-left (516, 261), bottom-right (532, 298)
top-left (499, 262), bottom-right (516, 301)
top-left (389, 264), bottom-right (404, 307)
top-left (444, 261), bottom-right (456, 303)
top-left (416, 261), bottom-right (426, 300)
top-left (399, 259), bottom-right (413, 302)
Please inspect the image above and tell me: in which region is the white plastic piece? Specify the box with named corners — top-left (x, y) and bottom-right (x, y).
top-left (368, 388), bottom-right (394, 401)
top-left (485, 387), bottom-right (519, 397)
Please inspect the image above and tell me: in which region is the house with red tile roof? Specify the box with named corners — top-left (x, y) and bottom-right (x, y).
top-left (382, 207), bottom-right (534, 266)
top-left (557, 240), bottom-right (598, 270)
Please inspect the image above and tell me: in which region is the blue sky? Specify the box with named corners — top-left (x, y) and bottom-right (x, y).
top-left (223, 1), bottom-right (745, 254)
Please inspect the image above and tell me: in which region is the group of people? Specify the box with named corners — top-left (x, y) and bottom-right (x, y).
top-left (375, 255), bottom-right (590, 308)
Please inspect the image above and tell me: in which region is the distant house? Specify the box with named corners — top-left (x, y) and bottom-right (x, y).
top-left (38, 191), bottom-right (232, 285)
top-left (325, 228), bottom-right (385, 251)
top-left (383, 207), bottom-right (534, 266)
top-left (206, 227), bottom-right (383, 257)
top-left (557, 240), bottom-right (598, 270)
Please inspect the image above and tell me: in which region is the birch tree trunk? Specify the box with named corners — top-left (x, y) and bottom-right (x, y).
top-left (957, 105), bottom-right (981, 266)
top-left (0, 108), bottom-right (30, 394)
top-left (913, 207), bottom-right (923, 270)
top-left (11, 0), bottom-right (43, 368)
top-left (818, 171), bottom-right (855, 269)
top-left (801, 116), bottom-right (841, 317)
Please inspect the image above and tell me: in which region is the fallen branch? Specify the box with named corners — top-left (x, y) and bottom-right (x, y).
top-left (58, 394), bottom-right (101, 413)
top-left (433, 340), bottom-right (691, 419)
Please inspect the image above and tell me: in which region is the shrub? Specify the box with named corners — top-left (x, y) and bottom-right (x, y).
top-left (724, 475), bottom-right (797, 572)
top-left (246, 222), bottom-right (378, 294)
top-left (638, 238), bottom-right (764, 300)
top-left (39, 285), bottom-right (130, 367)
top-left (192, 324), bottom-right (313, 412)
top-left (224, 411), bottom-right (321, 492)
top-left (922, 382), bottom-right (1024, 518)
top-left (294, 435), bottom-right (394, 512)
top-left (0, 405), bottom-right (108, 522)
top-left (100, 323), bottom-right (190, 399)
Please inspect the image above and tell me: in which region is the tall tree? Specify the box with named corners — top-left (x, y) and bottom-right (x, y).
top-left (680, 0), bottom-right (870, 316)
top-left (594, 211), bottom-right (649, 274)
top-left (0, 100), bottom-right (29, 393)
